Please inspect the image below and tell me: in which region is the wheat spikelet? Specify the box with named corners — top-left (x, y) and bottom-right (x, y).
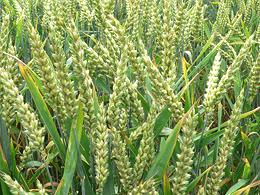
top-left (94, 104), bottom-right (109, 194)
top-left (125, 79), bottom-right (144, 125)
top-left (67, 20), bottom-right (88, 78)
top-left (129, 179), bottom-right (158, 195)
top-left (103, 27), bottom-right (121, 64)
top-left (129, 39), bottom-right (147, 85)
top-left (1, 173), bottom-right (27, 195)
top-left (80, 69), bottom-right (96, 137)
top-left (1, 44), bottom-right (17, 126)
top-left (146, 0), bottom-right (160, 46)
top-left (204, 36), bottom-right (253, 125)
top-left (213, 0), bottom-right (231, 33)
top-left (244, 0), bottom-right (252, 25)
top-left (133, 105), bottom-right (156, 183)
top-left (49, 20), bottom-right (77, 119)
top-left (197, 185), bottom-right (206, 195)
top-left (0, 67), bottom-right (45, 162)
top-left (207, 89), bottom-right (244, 195)
top-left (111, 125), bottom-right (134, 191)
top-left (88, 42), bottom-right (115, 78)
top-left (78, 0), bottom-right (94, 23)
top-left (0, 14), bottom-right (9, 98)
top-left (161, 0), bottom-right (176, 81)
top-left (6, 42), bottom-right (22, 86)
top-left (107, 43), bottom-right (129, 128)
top-left (203, 52), bottom-right (222, 122)
top-left (27, 22), bottom-right (66, 123)
top-left (248, 55), bottom-right (260, 100)
top-left (172, 112), bottom-right (198, 194)
top-left (140, 42), bottom-right (184, 121)
top-left (42, 0), bottom-right (53, 29)
top-left (125, 0), bottom-right (141, 40)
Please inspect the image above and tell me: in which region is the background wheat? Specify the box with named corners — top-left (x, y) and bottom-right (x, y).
top-left (0, 0), bottom-right (259, 194)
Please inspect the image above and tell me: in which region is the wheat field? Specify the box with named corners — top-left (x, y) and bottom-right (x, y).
top-left (0, 0), bottom-right (259, 194)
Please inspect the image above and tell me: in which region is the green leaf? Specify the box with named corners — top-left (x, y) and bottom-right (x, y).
top-left (225, 179), bottom-right (249, 195)
top-left (241, 131), bottom-right (250, 151)
top-left (15, 16), bottom-right (24, 49)
top-left (153, 107), bottom-right (172, 137)
top-left (163, 172), bottom-right (171, 195)
top-left (195, 129), bottom-right (225, 147)
top-left (103, 162), bottom-right (115, 195)
top-left (18, 63), bottom-right (66, 160)
top-left (9, 142), bottom-right (29, 191)
top-left (208, 107), bottom-right (260, 133)
top-left (137, 91), bottom-right (150, 114)
top-left (186, 166), bottom-right (212, 193)
top-left (146, 118), bottom-right (183, 180)
top-left (232, 180), bottom-right (260, 195)
top-left (0, 147), bottom-right (12, 195)
top-left (95, 77), bottom-right (110, 94)
top-left (193, 33), bottom-right (215, 64)
top-left (242, 158), bottom-right (251, 179)
top-left (0, 118), bottom-right (11, 168)
top-left (80, 131), bottom-right (91, 165)
top-left (0, 150), bottom-right (9, 175)
top-left (55, 102), bottom-right (84, 195)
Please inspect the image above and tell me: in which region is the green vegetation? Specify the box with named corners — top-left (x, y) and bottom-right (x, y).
top-left (0, 0), bottom-right (259, 194)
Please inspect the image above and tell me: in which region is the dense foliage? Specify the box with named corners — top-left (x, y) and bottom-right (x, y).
top-left (0, 0), bottom-right (259, 194)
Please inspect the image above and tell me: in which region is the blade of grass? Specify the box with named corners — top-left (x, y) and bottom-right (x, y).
top-left (9, 142), bottom-right (29, 191)
top-left (146, 117), bottom-right (184, 180)
top-left (28, 152), bottom-right (59, 186)
top-left (233, 180), bottom-right (260, 195)
top-left (153, 106), bottom-right (172, 137)
top-left (186, 166), bottom-right (212, 193)
top-left (0, 146), bottom-right (11, 195)
top-left (0, 118), bottom-right (11, 168)
top-left (55, 102), bottom-right (84, 195)
top-left (163, 172), bottom-right (171, 195)
top-left (197, 107), bottom-right (260, 137)
top-left (225, 179), bottom-right (249, 195)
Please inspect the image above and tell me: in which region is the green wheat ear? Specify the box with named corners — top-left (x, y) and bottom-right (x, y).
top-left (48, 18), bottom-right (77, 119)
top-left (1, 173), bottom-right (27, 195)
top-left (248, 55), bottom-right (260, 101)
top-left (0, 67), bottom-right (45, 163)
top-left (203, 52), bottom-right (222, 123)
top-left (0, 14), bottom-right (10, 68)
top-left (207, 88), bottom-right (245, 195)
top-left (0, 14), bottom-right (10, 113)
top-left (133, 104), bottom-right (157, 183)
top-left (94, 104), bottom-right (109, 194)
top-left (140, 44), bottom-right (184, 122)
top-left (1, 173), bottom-right (48, 195)
top-left (129, 179), bottom-right (158, 195)
top-left (0, 0), bottom-right (258, 194)
top-left (172, 111), bottom-right (198, 194)
top-left (27, 22), bottom-right (66, 124)
top-left (204, 36), bottom-right (253, 126)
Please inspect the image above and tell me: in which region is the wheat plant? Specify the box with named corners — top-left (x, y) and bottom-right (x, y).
top-left (0, 0), bottom-right (259, 194)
